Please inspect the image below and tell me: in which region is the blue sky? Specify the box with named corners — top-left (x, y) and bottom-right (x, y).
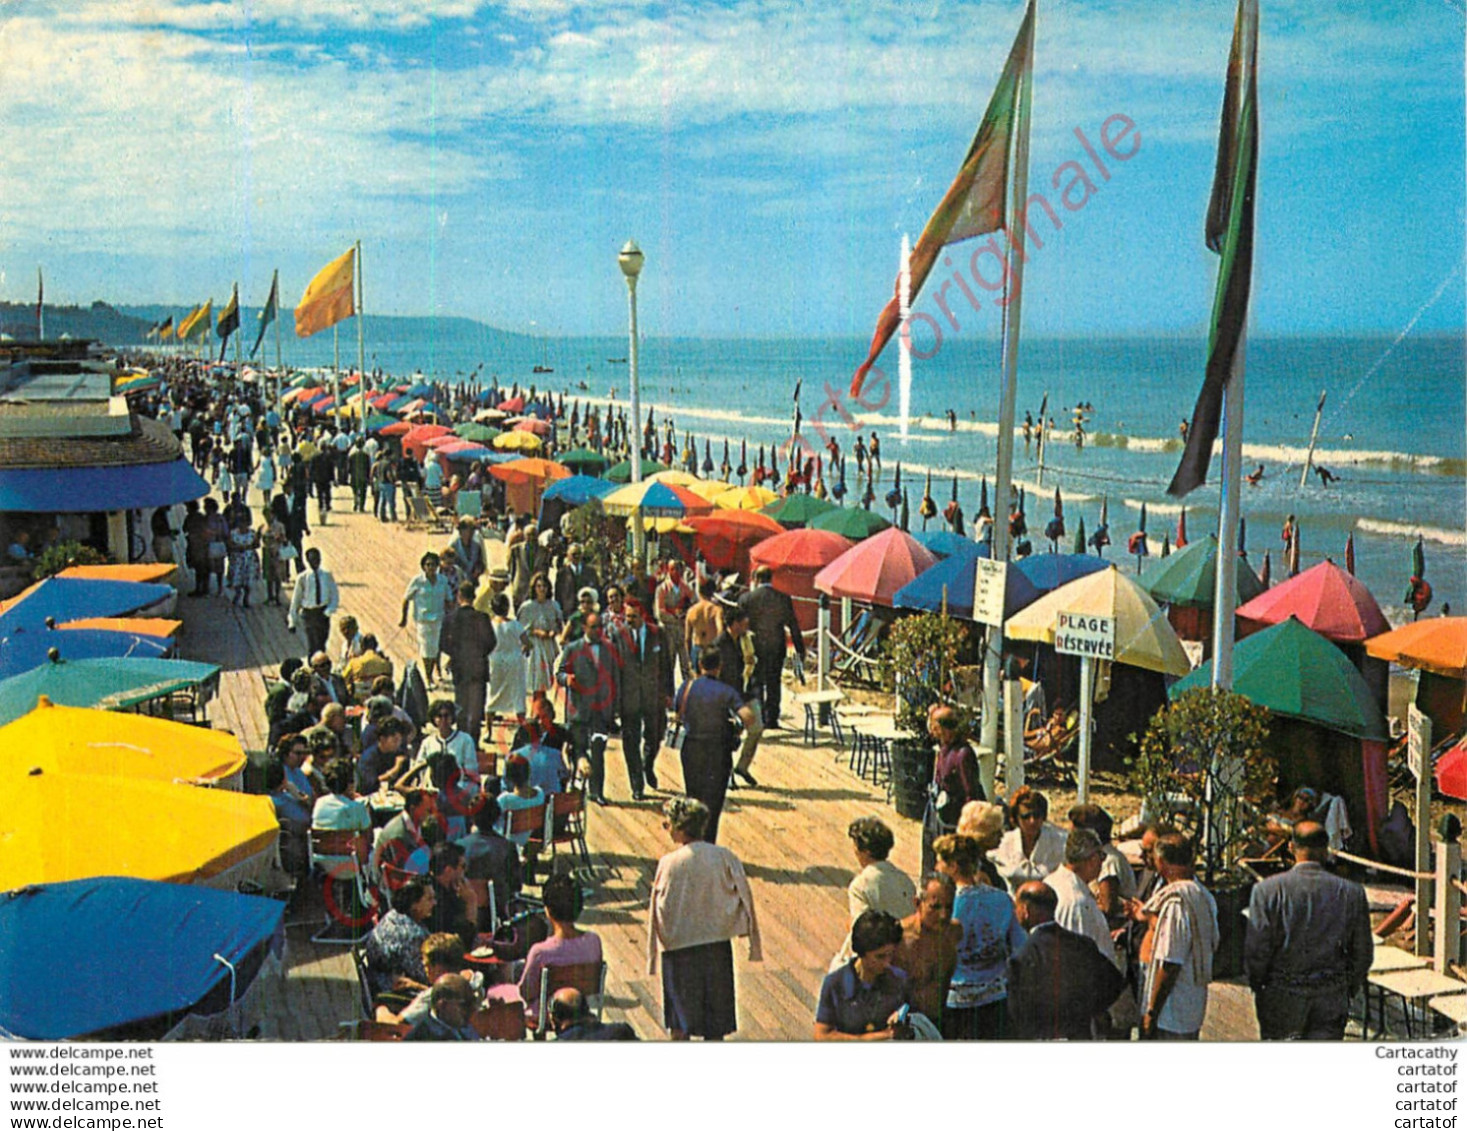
top-left (0, 0), bottom-right (1461, 339)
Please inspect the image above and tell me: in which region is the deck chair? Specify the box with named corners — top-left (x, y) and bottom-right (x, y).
top-left (527, 960), bottom-right (606, 1038)
top-left (456, 489), bottom-right (483, 519)
top-left (830, 608), bottom-right (885, 684)
top-left (1023, 706), bottom-right (1081, 775)
top-left (307, 828), bottom-right (377, 945)
top-left (403, 491), bottom-right (433, 530)
top-left (350, 942), bottom-right (377, 1020)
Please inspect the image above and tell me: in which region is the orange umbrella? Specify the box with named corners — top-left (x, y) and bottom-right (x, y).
top-left (1366, 617), bottom-right (1467, 679)
top-left (684, 510), bottom-right (784, 573)
top-left (489, 458), bottom-right (571, 485)
top-left (58, 565), bottom-right (175, 585)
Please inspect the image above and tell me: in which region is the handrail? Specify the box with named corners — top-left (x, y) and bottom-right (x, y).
top-left (1332, 849), bottom-right (1432, 881)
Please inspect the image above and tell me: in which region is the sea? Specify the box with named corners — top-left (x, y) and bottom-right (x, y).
top-left (224, 320), bottom-right (1467, 627)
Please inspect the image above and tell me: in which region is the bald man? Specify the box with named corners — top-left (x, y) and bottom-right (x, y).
top-left (1244, 820), bottom-right (1372, 1040)
top-left (1005, 881), bottom-right (1126, 1041)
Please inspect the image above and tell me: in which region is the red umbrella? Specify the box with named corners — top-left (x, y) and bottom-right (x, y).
top-left (498, 396), bottom-right (525, 413)
top-left (379, 420), bottom-right (412, 438)
top-left (813, 526), bottom-right (938, 607)
top-left (685, 510), bottom-right (784, 573)
top-left (402, 423), bottom-right (453, 461)
top-left (1435, 741), bottom-right (1467, 802)
top-left (514, 418), bottom-right (553, 436)
top-left (1236, 559), bottom-right (1390, 644)
top-left (749, 528), bottom-right (855, 634)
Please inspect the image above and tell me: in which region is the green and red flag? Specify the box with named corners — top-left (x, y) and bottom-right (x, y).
top-left (850, 0), bottom-right (1035, 398)
top-left (1168, 0), bottom-right (1260, 498)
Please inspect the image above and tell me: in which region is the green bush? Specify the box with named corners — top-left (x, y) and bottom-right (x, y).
top-left (32, 540), bottom-right (109, 580)
top-left (881, 611), bottom-right (970, 736)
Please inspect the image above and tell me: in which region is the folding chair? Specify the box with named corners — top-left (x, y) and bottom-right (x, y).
top-left (546, 788), bottom-right (594, 881)
top-left (350, 942), bottom-right (377, 1020)
top-left (403, 492), bottom-right (432, 531)
top-left (308, 828), bottom-right (377, 945)
top-left (501, 798), bottom-right (550, 889)
top-left (527, 960), bottom-right (607, 1039)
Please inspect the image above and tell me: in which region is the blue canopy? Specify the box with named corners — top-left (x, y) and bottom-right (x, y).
top-left (895, 552), bottom-right (1043, 620)
top-left (914, 531), bottom-right (983, 560)
top-left (0, 578), bottom-right (176, 635)
top-left (0, 458), bottom-right (209, 514)
top-left (437, 445), bottom-right (496, 463)
top-left (0, 627), bottom-right (171, 679)
top-left (0, 877), bottom-right (284, 1039)
top-left (404, 383), bottom-right (436, 399)
top-left (0, 656), bottom-right (220, 727)
top-left (1012, 551), bottom-right (1110, 594)
top-left (542, 475), bottom-right (614, 506)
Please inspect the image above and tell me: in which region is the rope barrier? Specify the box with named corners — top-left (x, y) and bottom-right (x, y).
top-left (1332, 849), bottom-right (1432, 881)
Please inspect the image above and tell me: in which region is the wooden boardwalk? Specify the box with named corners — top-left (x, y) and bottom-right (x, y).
top-left (178, 481), bottom-right (1262, 1041)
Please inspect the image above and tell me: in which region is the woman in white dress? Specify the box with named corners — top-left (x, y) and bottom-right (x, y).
top-left (256, 451), bottom-right (277, 505)
top-left (516, 572), bottom-right (563, 697)
top-left (486, 592), bottom-right (530, 723)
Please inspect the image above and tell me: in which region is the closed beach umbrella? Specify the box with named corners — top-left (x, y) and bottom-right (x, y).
top-left (0, 877), bottom-right (285, 1040)
top-left (1139, 535), bottom-right (1265, 609)
top-left (0, 656), bottom-right (220, 728)
top-left (810, 506), bottom-right (891, 540)
top-left (1005, 564), bottom-right (1191, 676)
top-left (1176, 507), bottom-right (1189, 550)
top-left (1236, 560), bottom-right (1389, 644)
top-left (1172, 617), bottom-right (1388, 740)
top-left (814, 526), bottom-right (938, 608)
top-left (1259, 549), bottom-right (1272, 588)
top-left (1345, 533), bottom-right (1356, 576)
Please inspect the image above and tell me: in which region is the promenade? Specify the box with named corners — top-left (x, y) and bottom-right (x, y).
top-left (175, 481), bottom-right (1260, 1041)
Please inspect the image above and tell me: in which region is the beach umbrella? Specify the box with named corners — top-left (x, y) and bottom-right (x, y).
top-left (1172, 617), bottom-right (1388, 740)
top-left (1259, 549), bottom-right (1272, 588)
top-left (684, 510), bottom-right (784, 573)
top-left (58, 564), bottom-right (175, 586)
top-left (492, 430), bottom-right (543, 453)
top-left (453, 422), bottom-right (500, 444)
top-left (1406, 536), bottom-right (1431, 619)
top-left (1011, 551), bottom-right (1110, 595)
top-left (401, 423), bottom-right (453, 461)
top-left (0, 627), bottom-right (171, 680)
top-left (539, 475), bottom-right (615, 508)
top-left (489, 457), bottom-right (571, 485)
top-left (648, 469), bottom-right (703, 488)
top-left (378, 420), bottom-right (412, 438)
top-left (425, 433), bottom-right (468, 451)
top-left (1176, 506), bottom-right (1189, 550)
top-left (474, 408), bottom-right (510, 424)
top-left (1073, 516), bottom-right (1087, 555)
top-left (604, 457), bottom-right (667, 483)
top-left (1044, 487), bottom-right (1065, 547)
top-left (1161, 533), bottom-right (1171, 559)
top-left (814, 526), bottom-right (938, 607)
top-left (720, 440), bottom-right (732, 481)
top-left (737, 440), bottom-right (748, 483)
top-left (512, 417), bottom-right (552, 436)
top-left (1434, 742), bottom-right (1467, 803)
top-left (0, 656), bottom-right (219, 728)
top-left (900, 488), bottom-right (911, 532)
top-left (405, 382), bottom-right (435, 399)
top-left (810, 506), bottom-right (891, 540)
top-left (0, 578), bottom-right (175, 634)
top-left (832, 459), bottom-right (847, 501)
top-left (1129, 503), bottom-right (1150, 569)
top-left (980, 476), bottom-right (989, 515)
top-left (557, 447), bottom-right (609, 475)
top-left (1365, 617), bottom-right (1467, 679)
top-left (1005, 565), bottom-right (1191, 676)
top-left (1287, 522), bottom-right (1302, 576)
top-left (1235, 559), bottom-right (1390, 644)
top-left (885, 463), bottom-right (903, 513)
top-left (1345, 532), bottom-right (1356, 576)
top-left (0, 698), bottom-right (247, 784)
top-left (363, 412), bottom-right (398, 434)
top-left (896, 551), bottom-right (1043, 621)
top-left (684, 479), bottom-right (734, 501)
top-left (714, 485), bottom-right (778, 511)
top-left (861, 476), bottom-right (877, 510)
top-left (437, 444), bottom-right (497, 465)
top-left (702, 439), bottom-right (714, 475)
top-left (602, 479), bottom-right (714, 519)
top-left (914, 530), bottom-right (983, 560)
top-left (762, 493), bottom-right (838, 529)
top-left (0, 877), bottom-right (285, 1041)
top-left (750, 528), bottom-right (854, 571)
top-left (769, 448), bottom-right (781, 482)
top-left (1139, 535), bottom-right (1265, 609)
top-left (498, 395), bottom-right (525, 413)
top-left (919, 470), bottom-right (937, 529)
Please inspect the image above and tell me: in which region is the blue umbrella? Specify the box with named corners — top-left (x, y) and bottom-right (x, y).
top-left (0, 626), bottom-right (171, 680)
top-left (0, 877), bottom-right (284, 1040)
top-left (541, 475), bottom-right (615, 507)
top-left (1012, 551), bottom-right (1109, 595)
top-left (0, 578), bottom-right (175, 635)
top-left (895, 550), bottom-right (1044, 621)
top-left (914, 530), bottom-right (983, 560)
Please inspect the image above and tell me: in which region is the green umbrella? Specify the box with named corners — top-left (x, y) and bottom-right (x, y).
top-left (761, 493), bottom-right (838, 528)
top-left (363, 412), bottom-right (398, 433)
top-left (1073, 516), bottom-right (1087, 555)
top-left (558, 447), bottom-right (610, 474)
top-left (809, 506), bottom-right (892, 540)
top-left (1171, 616), bottom-right (1388, 739)
top-left (604, 457), bottom-right (667, 483)
top-left (0, 656), bottom-right (222, 728)
top-left (1139, 534), bottom-right (1264, 609)
top-left (453, 422), bottom-right (501, 443)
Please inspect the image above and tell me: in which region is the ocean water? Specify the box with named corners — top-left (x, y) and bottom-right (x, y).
top-left (273, 324), bottom-right (1466, 625)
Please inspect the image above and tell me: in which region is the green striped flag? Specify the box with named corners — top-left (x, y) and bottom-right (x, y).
top-left (851, 0), bottom-right (1035, 397)
top-left (1168, 0), bottom-right (1259, 498)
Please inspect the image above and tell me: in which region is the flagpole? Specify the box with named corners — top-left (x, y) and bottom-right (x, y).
top-left (1298, 389), bottom-right (1326, 489)
top-left (356, 240), bottom-right (367, 426)
top-left (274, 271), bottom-right (284, 413)
top-left (36, 267), bottom-right (44, 340)
top-left (980, 2), bottom-right (1034, 798)
top-left (1210, 325), bottom-right (1248, 691)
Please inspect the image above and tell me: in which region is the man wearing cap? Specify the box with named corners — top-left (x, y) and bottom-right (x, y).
top-left (1244, 820), bottom-right (1372, 1040)
top-left (288, 547), bottom-right (340, 655)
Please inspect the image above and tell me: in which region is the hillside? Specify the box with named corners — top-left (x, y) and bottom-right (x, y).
top-left (0, 301), bottom-right (153, 345)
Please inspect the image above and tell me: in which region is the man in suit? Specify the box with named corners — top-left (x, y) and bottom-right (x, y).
top-left (618, 600), bottom-right (673, 796)
top-left (404, 974), bottom-right (481, 1041)
top-left (556, 612), bottom-right (620, 806)
top-left (549, 987), bottom-right (637, 1041)
top-left (709, 606), bottom-right (764, 788)
top-left (442, 581), bottom-right (497, 743)
top-left (738, 565), bottom-right (806, 730)
top-left (1006, 881), bottom-right (1126, 1040)
top-left (554, 543), bottom-right (599, 617)
top-left (1244, 821), bottom-right (1373, 1040)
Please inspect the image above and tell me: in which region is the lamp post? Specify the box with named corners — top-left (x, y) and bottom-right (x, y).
top-left (618, 239), bottom-right (646, 567)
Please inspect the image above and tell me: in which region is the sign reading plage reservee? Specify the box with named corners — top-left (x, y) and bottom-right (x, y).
top-left (1054, 611), bottom-right (1115, 659)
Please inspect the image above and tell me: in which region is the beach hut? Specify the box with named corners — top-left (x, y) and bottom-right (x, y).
top-left (0, 877), bottom-right (285, 1040)
top-left (1174, 616), bottom-right (1390, 855)
top-left (749, 528), bottom-right (854, 634)
top-left (814, 527), bottom-right (937, 608)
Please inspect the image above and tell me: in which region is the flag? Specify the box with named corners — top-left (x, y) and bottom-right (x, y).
top-left (155, 315), bottom-right (174, 341)
top-left (176, 301), bottom-right (212, 342)
top-left (851, 0), bottom-right (1035, 397)
top-left (216, 284), bottom-right (240, 360)
top-left (250, 270), bottom-right (279, 358)
top-left (294, 247), bottom-right (356, 338)
top-left (1167, 0), bottom-right (1260, 498)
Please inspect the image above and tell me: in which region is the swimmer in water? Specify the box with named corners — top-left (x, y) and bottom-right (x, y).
top-left (1245, 463), bottom-right (1266, 487)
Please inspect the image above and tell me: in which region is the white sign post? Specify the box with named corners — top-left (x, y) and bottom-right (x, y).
top-left (1054, 611), bottom-right (1115, 804)
top-left (971, 558), bottom-right (1009, 627)
top-left (1409, 704), bottom-right (1432, 957)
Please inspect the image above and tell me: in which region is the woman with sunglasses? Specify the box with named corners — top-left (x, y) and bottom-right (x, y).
top-left (990, 786), bottom-right (1068, 895)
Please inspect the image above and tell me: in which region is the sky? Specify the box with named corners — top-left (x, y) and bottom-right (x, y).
top-left (0, 0), bottom-right (1461, 340)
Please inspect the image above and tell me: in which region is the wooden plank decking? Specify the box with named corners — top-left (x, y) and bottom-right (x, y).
top-left (175, 480), bottom-right (1260, 1041)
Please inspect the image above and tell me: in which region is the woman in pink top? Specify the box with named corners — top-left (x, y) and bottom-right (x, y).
top-left (518, 872), bottom-right (602, 1028)
top-left (647, 796), bottom-right (761, 1040)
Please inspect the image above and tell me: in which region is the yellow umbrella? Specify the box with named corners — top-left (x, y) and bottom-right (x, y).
top-left (1005, 564), bottom-right (1191, 676)
top-left (0, 698), bottom-right (247, 785)
top-left (333, 400), bottom-right (364, 419)
top-left (492, 430), bottom-right (543, 453)
top-left (714, 484), bottom-right (778, 511)
top-left (0, 771), bottom-right (278, 890)
top-left (649, 469), bottom-right (703, 488)
top-left (685, 479), bottom-right (734, 501)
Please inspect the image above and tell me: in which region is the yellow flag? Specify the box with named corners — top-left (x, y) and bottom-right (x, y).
top-left (294, 246), bottom-right (356, 338)
top-left (176, 301), bottom-right (212, 341)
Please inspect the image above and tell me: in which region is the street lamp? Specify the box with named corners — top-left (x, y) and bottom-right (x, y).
top-left (618, 239), bottom-right (646, 566)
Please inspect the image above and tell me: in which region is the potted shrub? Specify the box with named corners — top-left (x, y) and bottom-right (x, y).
top-left (32, 540), bottom-right (109, 580)
top-left (881, 611), bottom-right (969, 820)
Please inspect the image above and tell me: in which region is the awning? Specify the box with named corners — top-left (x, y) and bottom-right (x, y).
top-left (0, 458), bottom-right (209, 513)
